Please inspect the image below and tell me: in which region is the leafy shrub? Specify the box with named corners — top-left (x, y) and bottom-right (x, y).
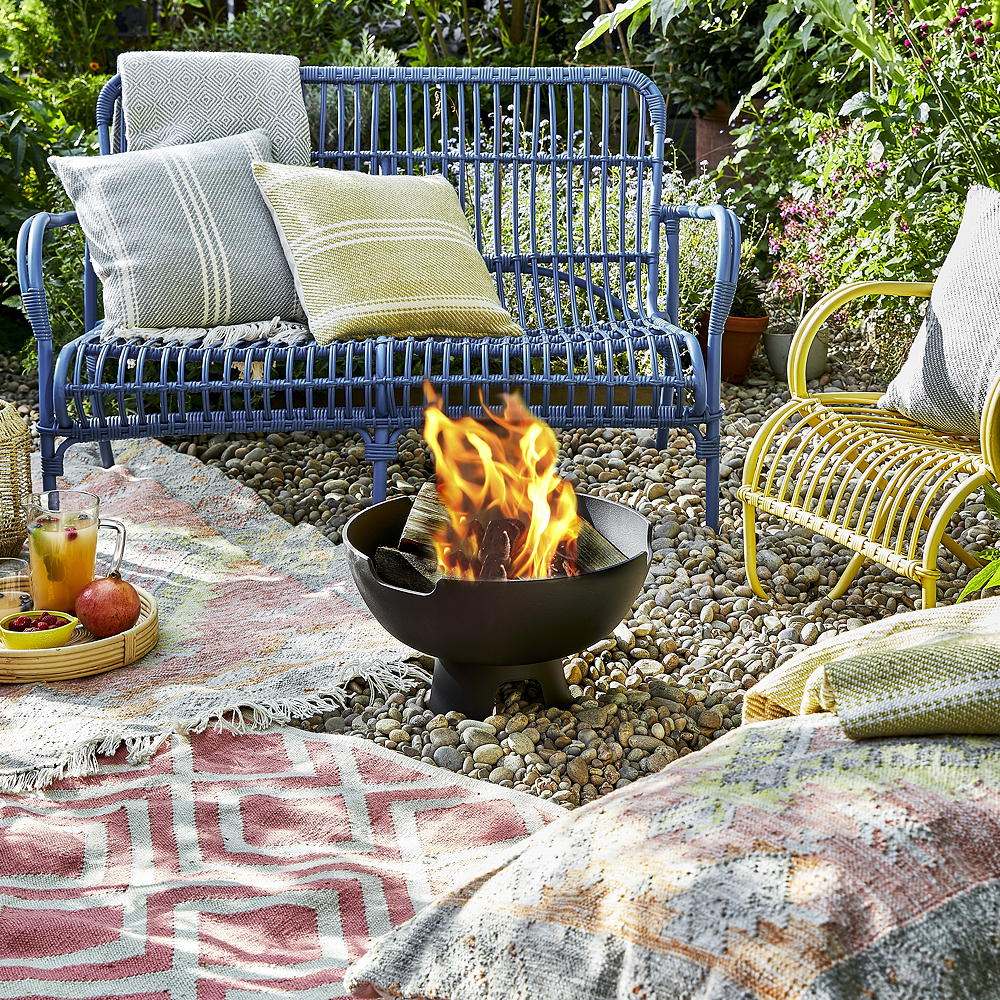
top-left (157, 0), bottom-right (399, 66)
top-left (726, 5), bottom-right (1000, 377)
top-left (0, 56), bottom-right (94, 365)
top-left (0, 0), bottom-right (126, 75)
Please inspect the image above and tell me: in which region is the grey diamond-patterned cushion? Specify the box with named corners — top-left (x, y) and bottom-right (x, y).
top-left (118, 51), bottom-right (311, 167)
top-left (49, 130), bottom-right (303, 333)
top-left (880, 185), bottom-right (1000, 438)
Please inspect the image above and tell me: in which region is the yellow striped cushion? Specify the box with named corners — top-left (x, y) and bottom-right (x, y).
top-left (251, 163), bottom-right (522, 343)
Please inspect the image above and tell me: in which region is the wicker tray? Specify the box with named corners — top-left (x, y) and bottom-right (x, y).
top-left (0, 577), bottom-right (159, 683)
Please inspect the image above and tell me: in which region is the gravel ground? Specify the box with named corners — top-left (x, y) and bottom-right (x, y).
top-left (1, 348), bottom-right (992, 808)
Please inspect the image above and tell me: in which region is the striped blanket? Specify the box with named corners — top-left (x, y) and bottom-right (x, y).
top-left (744, 598), bottom-right (1000, 737)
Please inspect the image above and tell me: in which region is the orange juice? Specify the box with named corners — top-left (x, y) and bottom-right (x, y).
top-left (28, 514), bottom-right (98, 612)
top-left (0, 590), bottom-right (31, 613)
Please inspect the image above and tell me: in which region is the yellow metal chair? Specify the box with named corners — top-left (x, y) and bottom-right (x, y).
top-left (739, 281), bottom-right (1000, 609)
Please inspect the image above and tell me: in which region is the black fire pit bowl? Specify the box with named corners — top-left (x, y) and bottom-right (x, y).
top-left (344, 494), bottom-right (652, 718)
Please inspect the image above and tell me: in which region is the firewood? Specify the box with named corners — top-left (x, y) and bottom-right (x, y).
top-left (399, 481), bottom-right (450, 562)
top-left (399, 481), bottom-right (626, 577)
top-left (574, 517), bottom-right (626, 574)
top-left (372, 546), bottom-right (440, 593)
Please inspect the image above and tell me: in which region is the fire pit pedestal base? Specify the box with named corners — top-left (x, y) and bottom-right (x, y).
top-left (429, 657), bottom-right (570, 718)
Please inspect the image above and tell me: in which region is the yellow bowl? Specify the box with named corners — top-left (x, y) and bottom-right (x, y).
top-left (0, 611), bottom-right (80, 650)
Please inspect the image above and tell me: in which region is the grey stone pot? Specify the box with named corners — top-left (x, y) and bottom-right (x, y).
top-left (763, 329), bottom-right (829, 382)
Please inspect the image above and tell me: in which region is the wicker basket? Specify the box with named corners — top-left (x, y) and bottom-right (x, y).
top-left (0, 400), bottom-right (31, 559)
top-left (0, 578), bottom-right (159, 683)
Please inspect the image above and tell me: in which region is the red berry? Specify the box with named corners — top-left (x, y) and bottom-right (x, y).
top-left (35, 623), bottom-right (48, 630)
top-left (66, 529), bottom-right (78, 541)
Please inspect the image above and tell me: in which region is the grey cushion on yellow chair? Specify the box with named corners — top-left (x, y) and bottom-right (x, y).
top-left (251, 163), bottom-right (522, 343)
top-left (880, 184), bottom-right (1000, 437)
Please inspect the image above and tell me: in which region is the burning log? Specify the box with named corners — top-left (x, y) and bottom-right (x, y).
top-left (372, 546), bottom-right (440, 593)
top-left (398, 481), bottom-right (624, 580)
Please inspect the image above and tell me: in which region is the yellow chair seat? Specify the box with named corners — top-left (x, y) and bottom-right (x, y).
top-left (741, 281), bottom-right (999, 608)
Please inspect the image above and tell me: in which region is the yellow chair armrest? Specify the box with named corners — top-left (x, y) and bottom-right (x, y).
top-left (980, 378), bottom-right (1000, 481)
top-left (788, 280), bottom-right (934, 398)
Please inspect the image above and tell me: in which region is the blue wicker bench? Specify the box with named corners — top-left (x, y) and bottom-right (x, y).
top-left (17, 65), bottom-right (739, 527)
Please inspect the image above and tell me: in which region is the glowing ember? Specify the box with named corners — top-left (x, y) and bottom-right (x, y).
top-left (422, 384), bottom-right (581, 580)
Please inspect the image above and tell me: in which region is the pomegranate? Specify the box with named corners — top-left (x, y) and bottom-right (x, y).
top-left (74, 572), bottom-right (141, 638)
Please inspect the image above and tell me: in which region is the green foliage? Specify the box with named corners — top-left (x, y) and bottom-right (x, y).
top-left (642, 2), bottom-right (772, 116)
top-left (958, 485), bottom-right (1000, 602)
top-left (0, 0), bottom-right (126, 75)
top-left (0, 55), bottom-right (89, 237)
top-left (158, 0), bottom-right (397, 66)
top-left (735, 5), bottom-right (1000, 376)
top-left (0, 54), bottom-right (93, 364)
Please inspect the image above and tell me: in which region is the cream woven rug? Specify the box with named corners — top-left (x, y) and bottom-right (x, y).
top-left (0, 439), bottom-right (422, 792)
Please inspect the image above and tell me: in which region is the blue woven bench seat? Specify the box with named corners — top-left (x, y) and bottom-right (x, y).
top-left (54, 318), bottom-right (703, 435)
top-left (18, 65), bottom-right (739, 527)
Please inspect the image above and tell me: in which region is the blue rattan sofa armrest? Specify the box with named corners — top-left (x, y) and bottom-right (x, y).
top-left (659, 204), bottom-right (741, 402)
top-left (16, 210), bottom-right (82, 342)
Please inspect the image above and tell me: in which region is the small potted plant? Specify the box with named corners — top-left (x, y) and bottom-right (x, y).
top-left (762, 320), bottom-right (829, 383)
top-left (683, 227), bottom-right (770, 384)
top-left (697, 268), bottom-right (769, 384)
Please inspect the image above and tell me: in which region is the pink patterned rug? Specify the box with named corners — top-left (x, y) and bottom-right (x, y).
top-left (0, 726), bottom-right (560, 997)
top-left (4, 439), bottom-right (424, 793)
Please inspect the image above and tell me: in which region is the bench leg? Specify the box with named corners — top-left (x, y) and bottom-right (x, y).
top-left (40, 431), bottom-right (63, 492)
top-left (655, 427), bottom-right (668, 449)
top-left (366, 428), bottom-right (397, 505)
top-left (698, 418), bottom-right (721, 532)
top-left (98, 440), bottom-right (115, 469)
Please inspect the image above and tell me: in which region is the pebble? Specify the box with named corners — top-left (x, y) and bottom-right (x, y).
top-left (433, 746), bottom-right (465, 771)
top-left (505, 731), bottom-right (535, 756)
top-left (0, 347), bottom-right (976, 811)
top-left (472, 744), bottom-right (504, 765)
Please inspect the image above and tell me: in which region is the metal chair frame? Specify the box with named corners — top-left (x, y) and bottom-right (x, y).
top-left (740, 281), bottom-right (999, 608)
top-left (17, 65), bottom-right (739, 525)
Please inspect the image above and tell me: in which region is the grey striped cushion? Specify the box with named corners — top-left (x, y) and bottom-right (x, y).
top-left (880, 185), bottom-right (1000, 438)
top-left (49, 130), bottom-right (303, 334)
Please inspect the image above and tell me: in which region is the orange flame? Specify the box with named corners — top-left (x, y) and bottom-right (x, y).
top-left (423, 384), bottom-right (581, 580)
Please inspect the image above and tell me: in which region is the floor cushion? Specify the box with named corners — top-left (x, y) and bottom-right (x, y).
top-left (743, 597), bottom-right (1000, 738)
top-left (346, 715), bottom-right (1000, 1000)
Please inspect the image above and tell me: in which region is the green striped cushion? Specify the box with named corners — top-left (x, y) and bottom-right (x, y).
top-left (251, 163), bottom-right (522, 343)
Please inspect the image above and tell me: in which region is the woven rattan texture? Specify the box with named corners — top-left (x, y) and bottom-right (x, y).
top-left (18, 66), bottom-right (740, 525)
top-left (0, 400), bottom-right (30, 559)
top-left (741, 280), bottom-right (998, 608)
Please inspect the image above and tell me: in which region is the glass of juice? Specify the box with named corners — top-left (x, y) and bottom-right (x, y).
top-left (0, 558), bottom-right (32, 614)
top-left (24, 492), bottom-right (126, 613)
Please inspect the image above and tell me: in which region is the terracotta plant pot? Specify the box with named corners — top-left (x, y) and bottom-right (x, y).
top-left (698, 313), bottom-right (769, 385)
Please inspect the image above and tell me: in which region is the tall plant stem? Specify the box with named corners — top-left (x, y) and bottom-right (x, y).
top-left (530, 0), bottom-right (543, 64)
top-left (869, 0), bottom-right (877, 91)
top-left (462, 0), bottom-right (474, 60)
top-left (896, 17), bottom-right (991, 185)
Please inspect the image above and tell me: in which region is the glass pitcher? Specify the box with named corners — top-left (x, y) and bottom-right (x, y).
top-left (23, 491), bottom-right (126, 613)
